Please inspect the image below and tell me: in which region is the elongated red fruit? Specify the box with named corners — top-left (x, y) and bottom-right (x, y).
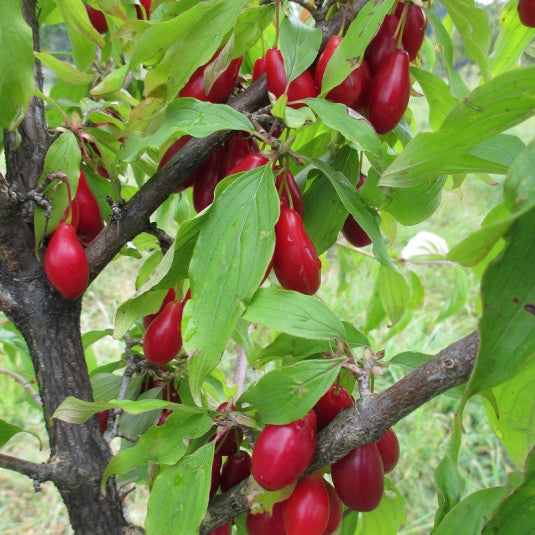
top-left (349, 59), bottom-right (371, 111)
top-left (225, 152), bottom-right (269, 176)
top-left (143, 300), bottom-right (184, 365)
top-left (86, 6), bottom-right (108, 34)
top-left (376, 427), bottom-right (400, 473)
top-left (518, 0), bottom-right (535, 27)
top-left (192, 146), bottom-right (225, 212)
top-left (44, 222), bottom-right (88, 299)
top-left (143, 288), bottom-right (177, 330)
top-left (365, 14), bottom-right (399, 75)
top-left (315, 36), bottom-right (365, 106)
top-left (75, 169), bottom-right (104, 245)
top-left (313, 384), bottom-right (354, 431)
top-left (367, 49), bottom-right (410, 134)
top-left (322, 481), bottom-right (343, 535)
top-left (222, 132), bottom-right (259, 176)
top-left (275, 168), bottom-right (304, 218)
top-left (342, 173), bottom-right (372, 247)
top-left (251, 410), bottom-right (317, 491)
top-left (402, 5), bottom-right (428, 60)
top-left (252, 57), bottom-right (267, 82)
top-left (246, 501), bottom-right (285, 535)
top-left (331, 442), bottom-right (384, 511)
top-left (273, 208), bottom-right (321, 295)
top-left (283, 473), bottom-right (329, 535)
top-left (220, 450), bottom-right (251, 492)
top-left (135, 0), bottom-right (151, 20)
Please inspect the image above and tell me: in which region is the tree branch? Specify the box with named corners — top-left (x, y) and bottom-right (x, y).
top-left (0, 368), bottom-right (42, 405)
top-left (0, 453), bottom-right (57, 483)
top-left (199, 331), bottom-right (479, 534)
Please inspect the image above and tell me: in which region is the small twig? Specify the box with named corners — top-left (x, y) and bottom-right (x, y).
top-left (0, 453), bottom-right (57, 484)
top-left (0, 368), bottom-right (42, 405)
top-left (146, 222), bottom-right (174, 255)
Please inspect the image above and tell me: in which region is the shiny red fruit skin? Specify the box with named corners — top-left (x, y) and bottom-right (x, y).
top-left (365, 14), bottom-right (399, 75)
top-left (376, 427), bottom-right (400, 473)
top-left (97, 410), bottom-right (109, 435)
top-left (75, 169), bottom-right (104, 245)
top-left (273, 208), bottom-right (321, 295)
top-left (283, 473), bottom-right (330, 535)
top-left (225, 152), bottom-right (269, 176)
top-left (266, 48), bottom-right (316, 107)
top-left (252, 57), bottom-right (267, 82)
top-left (313, 384), bottom-right (354, 431)
top-left (135, 0), bottom-right (151, 20)
top-left (86, 6), bottom-right (108, 34)
top-left (44, 223), bottom-right (88, 299)
top-left (331, 442), bottom-right (384, 512)
top-left (315, 36), bottom-right (364, 106)
top-left (214, 402), bottom-right (243, 456)
top-left (60, 197), bottom-right (80, 230)
top-left (251, 410), bottom-right (317, 491)
top-left (367, 49), bottom-right (410, 135)
top-left (222, 133), bottom-right (259, 176)
top-left (518, 0), bottom-right (535, 27)
top-left (157, 409), bottom-right (171, 426)
top-left (402, 5), bottom-right (427, 61)
top-left (192, 146), bottom-right (225, 212)
top-left (322, 481), bottom-right (343, 535)
top-left (180, 53), bottom-right (243, 103)
top-left (211, 454), bottom-right (223, 496)
top-left (208, 523), bottom-right (230, 535)
top-left (275, 168), bottom-right (304, 218)
top-left (220, 451), bottom-right (251, 492)
top-left (246, 501), bottom-right (285, 535)
top-left (143, 288), bottom-right (177, 330)
top-left (342, 216), bottom-right (372, 247)
top-left (143, 301), bottom-right (183, 365)
top-left (150, 377), bottom-right (181, 403)
top-left (349, 60), bottom-right (371, 111)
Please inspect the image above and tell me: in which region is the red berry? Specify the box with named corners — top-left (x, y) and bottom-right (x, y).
top-left (220, 451), bottom-right (251, 492)
top-left (313, 384), bottom-right (354, 431)
top-left (143, 288), bottom-right (177, 330)
top-left (225, 152), bottom-right (269, 176)
top-left (86, 6), bottom-right (108, 34)
top-left (211, 454), bottom-right (223, 496)
top-left (365, 14), bottom-right (399, 76)
top-left (75, 169), bottom-right (104, 245)
top-left (157, 409), bottom-right (171, 426)
top-left (282, 473), bottom-right (330, 535)
top-left (192, 146), bottom-right (225, 212)
top-left (97, 410), bottom-right (109, 435)
top-left (322, 481), bottom-right (343, 535)
top-left (252, 57), bottom-right (267, 82)
top-left (222, 133), bottom-right (259, 176)
top-left (376, 428), bottom-right (400, 473)
top-left (44, 222), bottom-right (88, 299)
top-left (401, 5), bottom-right (427, 61)
top-left (315, 36), bottom-right (365, 106)
top-left (273, 208), bottom-right (321, 295)
top-left (143, 301), bottom-right (184, 365)
top-left (331, 443), bottom-right (384, 512)
top-left (274, 168), bottom-right (304, 218)
top-left (342, 174), bottom-right (372, 247)
top-left (251, 410), bottom-right (317, 491)
top-left (208, 524), bottom-right (230, 535)
top-left (246, 501), bottom-right (285, 535)
top-left (349, 60), bottom-right (371, 111)
top-left (135, 0), bottom-right (151, 20)
top-left (367, 49), bottom-right (410, 134)
top-left (518, 0), bottom-right (535, 27)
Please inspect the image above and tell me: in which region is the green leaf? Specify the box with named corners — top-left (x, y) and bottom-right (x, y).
top-left (242, 288), bottom-right (345, 341)
top-left (490, 0), bottom-right (535, 77)
top-left (34, 131), bottom-right (81, 248)
top-left (82, 329), bottom-right (112, 349)
top-left (120, 99), bottom-right (254, 162)
top-left (90, 65), bottom-right (129, 95)
top-left (378, 266), bottom-right (410, 326)
top-left (252, 335), bottom-right (332, 366)
top-left (434, 416), bottom-right (465, 527)
top-left (34, 52), bottom-right (94, 85)
top-left (279, 14), bottom-right (321, 83)
top-left (483, 359), bottom-right (535, 469)
top-left (0, 419), bottom-right (42, 449)
top-left (186, 166), bottom-right (279, 399)
top-left (0, 0), bottom-right (35, 129)
top-left (384, 176), bottom-right (446, 226)
top-left (56, 0), bottom-right (105, 48)
top-left (465, 207), bottom-right (535, 396)
top-left (356, 478), bottom-right (406, 535)
top-left (145, 442), bottom-right (214, 535)
top-left (434, 486), bottom-right (511, 535)
top-left (482, 448), bottom-right (535, 535)
top-left (233, 5), bottom-right (275, 59)
top-left (410, 68), bottom-right (457, 131)
top-left (441, 0), bottom-right (491, 81)
top-left (380, 66), bottom-right (535, 188)
top-left (52, 396), bottom-right (181, 424)
top-left (305, 99), bottom-right (381, 155)
top-left (320, 0), bottom-right (396, 96)
top-left (240, 359), bottom-right (344, 425)
top-left (102, 408), bottom-right (212, 490)
top-left (504, 139), bottom-right (535, 215)
top-left (436, 267), bottom-right (469, 322)
top-left (311, 158), bottom-right (394, 270)
top-left (303, 147), bottom-right (359, 254)
top-left (389, 351), bottom-right (432, 371)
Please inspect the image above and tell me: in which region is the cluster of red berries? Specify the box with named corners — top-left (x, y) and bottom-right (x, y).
top-left (44, 169), bottom-right (104, 299)
top-left (206, 384), bottom-right (400, 535)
